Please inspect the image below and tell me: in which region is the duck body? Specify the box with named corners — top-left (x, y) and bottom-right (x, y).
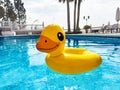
top-left (36, 24), bottom-right (102, 74)
top-left (46, 48), bottom-right (101, 74)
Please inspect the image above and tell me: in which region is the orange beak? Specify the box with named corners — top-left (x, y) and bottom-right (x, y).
top-left (36, 35), bottom-right (60, 53)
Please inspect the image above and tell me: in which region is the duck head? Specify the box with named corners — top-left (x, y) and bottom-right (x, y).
top-left (36, 24), bottom-right (66, 57)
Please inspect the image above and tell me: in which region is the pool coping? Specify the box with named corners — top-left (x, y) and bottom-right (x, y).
top-left (0, 34), bottom-right (120, 38)
top-left (66, 34), bottom-right (120, 38)
top-left (0, 34), bottom-right (40, 39)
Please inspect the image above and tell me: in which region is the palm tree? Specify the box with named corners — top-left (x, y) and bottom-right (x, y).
top-left (76, 0), bottom-right (82, 30)
top-left (73, 0), bottom-right (83, 32)
top-left (59, 0), bottom-right (73, 33)
top-left (59, 0), bottom-right (82, 33)
top-left (73, 0), bottom-right (77, 32)
top-left (66, 0), bottom-right (71, 32)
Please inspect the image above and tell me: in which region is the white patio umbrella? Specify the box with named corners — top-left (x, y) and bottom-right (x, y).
top-left (116, 7), bottom-right (120, 22)
top-left (115, 7), bottom-right (120, 32)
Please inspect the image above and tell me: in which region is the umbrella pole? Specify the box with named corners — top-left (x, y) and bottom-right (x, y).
top-left (117, 21), bottom-right (119, 33)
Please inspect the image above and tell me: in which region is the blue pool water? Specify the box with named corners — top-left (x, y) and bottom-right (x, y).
top-left (0, 35), bottom-right (120, 90)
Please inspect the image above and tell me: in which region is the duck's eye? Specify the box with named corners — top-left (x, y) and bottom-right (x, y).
top-left (57, 32), bottom-right (64, 41)
top-left (45, 40), bottom-right (47, 43)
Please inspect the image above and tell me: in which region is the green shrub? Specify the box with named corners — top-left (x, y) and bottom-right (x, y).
top-left (83, 25), bottom-right (91, 33)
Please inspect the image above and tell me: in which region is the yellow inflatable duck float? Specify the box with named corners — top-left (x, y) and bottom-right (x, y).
top-left (36, 24), bottom-right (102, 74)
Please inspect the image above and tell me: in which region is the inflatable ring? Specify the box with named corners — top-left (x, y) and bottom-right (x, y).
top-left (36, 24), bottom-right (102, 74)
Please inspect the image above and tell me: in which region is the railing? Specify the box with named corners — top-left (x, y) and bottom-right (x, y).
top-left (0, 21), bottom-right (44, 36)
top-left (0, 21), bottom-right (44, 31)
top-left (91, 25), bottom-right (120, 33)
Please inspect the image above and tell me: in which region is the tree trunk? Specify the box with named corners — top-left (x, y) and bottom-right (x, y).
top-left (86, 29), bottom-right (88, 33)
top-left (73, 0), bottom-right (77, 32)
top-left (76, 0), bottom-right (82, 29)
top-left (66, 0), bottom-right (71, 32)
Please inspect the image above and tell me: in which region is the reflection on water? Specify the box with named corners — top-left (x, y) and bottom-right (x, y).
top-left (67, 39), bottom-right (79, 47)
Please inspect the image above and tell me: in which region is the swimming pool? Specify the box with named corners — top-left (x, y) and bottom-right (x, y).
top-left (0, 35), bottom-right (120, 90)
